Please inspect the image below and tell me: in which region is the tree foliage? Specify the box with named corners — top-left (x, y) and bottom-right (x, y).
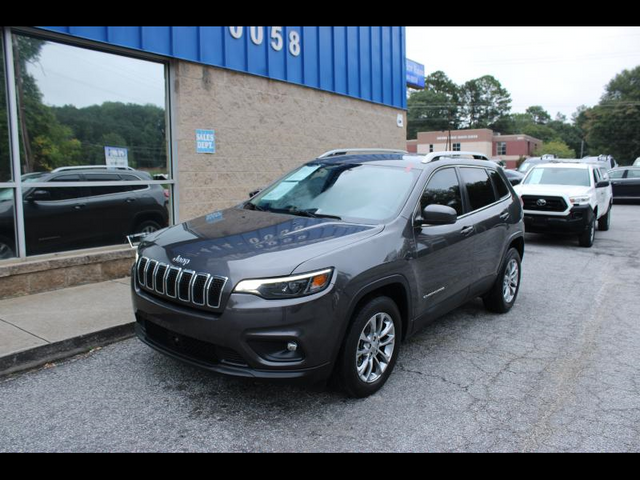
top-left (7, 37), bottom-right (167, 174)
top-left (582, 66), bottom-right (640, 164)
top-left (407, 66), bottom-right (640, 164)
top-left (407, 71), bottom-right (460, 138)
top-left (534, 140), bottom-right (576, 159)
top-left (459, 75), bottom-right (512, 129)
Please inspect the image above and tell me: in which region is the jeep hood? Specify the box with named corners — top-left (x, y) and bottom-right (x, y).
top-left (138, 207), bottom-right (383, 279)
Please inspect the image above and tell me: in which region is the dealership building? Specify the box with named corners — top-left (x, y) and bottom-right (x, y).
top-left (407, 128), bottom-right (542, 168)
top-left (0, 26), bottom-right (409, 298)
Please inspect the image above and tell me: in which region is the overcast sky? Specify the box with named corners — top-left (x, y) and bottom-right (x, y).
top-left (406, 26), bottom-right (640, 120)
top-left (28, 40), bottom-right (166, 109)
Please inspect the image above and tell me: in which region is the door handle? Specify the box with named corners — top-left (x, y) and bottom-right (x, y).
top-left (125, 198), bottom-right (136, 203)
top-left (460, 226), bottom-right (475, 236)
top-left (500, 211), bottom-right (510, 221)
top-left (74, 204), bottom-right (86, 210)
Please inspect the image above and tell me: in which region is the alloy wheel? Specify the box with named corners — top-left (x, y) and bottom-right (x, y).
top-left (356, 312), bottom-right (396, 384)
top-left (502, 258), bottom-right (519, 304)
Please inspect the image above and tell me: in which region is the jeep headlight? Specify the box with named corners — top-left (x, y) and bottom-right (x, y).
top-left (234, 268), bottom-right (334, 299)
top-left (569, 195), bottom-right (591, 205)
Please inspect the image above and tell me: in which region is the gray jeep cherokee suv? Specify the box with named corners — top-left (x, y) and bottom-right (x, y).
top-left (131, 150), bottom-right (525, 397)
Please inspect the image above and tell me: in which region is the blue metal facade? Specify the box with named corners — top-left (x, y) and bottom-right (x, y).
top-left (37, 26), bottom-right (407, 109)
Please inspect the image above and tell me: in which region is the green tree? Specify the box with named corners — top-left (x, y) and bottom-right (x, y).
top-left (407, 71), bottom-right (460, 138)
top-left (13, 36), bottom-right (83, 173)
top-left (459, 75), bottom-right (511, 129)
top-left (534, 140), bottom-right (576, 158)
top-left (583, 66), bottom-right (640, 164)
top-left (525, 106), bottom-right (552, 125)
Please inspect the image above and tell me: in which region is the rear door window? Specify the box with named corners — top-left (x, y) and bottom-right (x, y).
top-left (459, 167), bottom-right (497, 212)
top-left (85, 173), bottom-right (131, 195)
top-left (488, 169), bottom-right (510, 199)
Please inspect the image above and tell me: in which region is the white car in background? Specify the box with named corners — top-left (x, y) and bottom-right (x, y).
top-left (514, 161), bottom-right (613, 247)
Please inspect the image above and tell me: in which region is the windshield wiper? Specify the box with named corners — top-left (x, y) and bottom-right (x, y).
top-left (244, 202), bottom-right (267, 212)
top-left (285, 207), bottom-right (342, 221)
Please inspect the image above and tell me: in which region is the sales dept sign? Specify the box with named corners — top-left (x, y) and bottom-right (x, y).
top-left (196, 129), bottom-right (216, 154)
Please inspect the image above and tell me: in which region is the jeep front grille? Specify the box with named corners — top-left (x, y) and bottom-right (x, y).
top-left (136, 256), bottom-right (227, 310)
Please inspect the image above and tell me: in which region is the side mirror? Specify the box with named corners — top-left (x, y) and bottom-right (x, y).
top-left (248, 189), bottom-right (261, 198)
top-left (27, 189), bottom-right (51, 202)
top-left (596, 180), bottom-right (610, 188)
top-left (415, 204), bottom-right (458, 227)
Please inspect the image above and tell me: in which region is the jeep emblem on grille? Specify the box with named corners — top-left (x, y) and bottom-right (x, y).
top-left (172, 255), bottom-right (190, 267)
top-left (536, 199), bottom-right (547, 207)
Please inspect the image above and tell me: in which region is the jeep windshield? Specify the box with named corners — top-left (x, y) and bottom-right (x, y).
top-left (247, 163), bottom-right (420, 223)
top-left (523, 167), bottom-right (590, 187)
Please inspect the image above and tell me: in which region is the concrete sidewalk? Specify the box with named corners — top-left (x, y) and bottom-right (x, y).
top-left (0, 277), bottom-right (135, 377)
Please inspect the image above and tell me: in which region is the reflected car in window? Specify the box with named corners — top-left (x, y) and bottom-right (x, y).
top-left (0, 168), bottom-right (169, 257)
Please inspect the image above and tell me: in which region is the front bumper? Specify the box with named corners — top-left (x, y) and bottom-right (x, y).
top-left (523, 205), bottom-right (593, 235)
top-left (131, 275), bottom-right (341, 384)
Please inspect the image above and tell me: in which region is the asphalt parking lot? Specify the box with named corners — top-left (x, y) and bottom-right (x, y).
top-left (1, 204), bottom-right (639, 452)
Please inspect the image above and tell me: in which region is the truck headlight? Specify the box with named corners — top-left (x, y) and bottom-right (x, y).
top-left (569, 196), bottom-right (591, 205)
top-left (234, 268), bottom-right (334, 299)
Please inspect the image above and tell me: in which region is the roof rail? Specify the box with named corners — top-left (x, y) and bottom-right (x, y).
top-left (51, 165), bottom-right (136, 173)
top-left (421, 151), bottom-right (490, 164)
top-left (318, 148), bottom-right (408, 159)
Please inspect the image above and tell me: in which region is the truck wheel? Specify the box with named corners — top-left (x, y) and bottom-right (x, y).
top-left (0, 235), bottom-right (15, 260)
top-left (483, 248), bottom-right (521, 314)
top-left (333, 296), bottom-right (402, 398)
top-left (579, 215), bottom-right (596, 247)
top-left (598, 204), bottom-right (611, 231)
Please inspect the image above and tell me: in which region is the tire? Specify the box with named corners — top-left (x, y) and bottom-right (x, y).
top-left (134, 220), bottom-right (162, 235)
top-left (598, 203), bottom-right (612, 231)
top-left (578, 214), bottom-right (596, 248)
top-left (333, 296), bottom-right (402, 398)
top-left (483, 248), bottom-right (522, 314)
top-left (0, 235), bottom-right (15, 260)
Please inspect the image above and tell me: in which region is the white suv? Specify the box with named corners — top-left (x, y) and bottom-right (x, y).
top-left (513, 162), bottom-right (613, 247)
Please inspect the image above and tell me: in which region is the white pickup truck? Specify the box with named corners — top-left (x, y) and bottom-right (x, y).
top-left (513, 162), bottom-right (613, 248)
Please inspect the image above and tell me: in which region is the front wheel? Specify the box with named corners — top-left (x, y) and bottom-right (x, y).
top-left (333, 296), bottom-right (402, 398)
top-left (483, 248), bottom-right (522, 314)
top-left (579, 214), bottom-right (596, 248)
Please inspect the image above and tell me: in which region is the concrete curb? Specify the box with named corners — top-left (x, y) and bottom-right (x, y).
top-left (0, 323), bottom-right (135, 378)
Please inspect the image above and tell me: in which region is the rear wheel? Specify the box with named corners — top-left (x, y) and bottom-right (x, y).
top-left (483, 248), bottom-right (522, 314)
top-left (334, 296), bottom-right (402, 398)
top-left (134, 220), bottom-right (162, 235)
top-left (0, 235), bottom-right (15, 260)
top-left (598, 203), bottom-right (612, 231)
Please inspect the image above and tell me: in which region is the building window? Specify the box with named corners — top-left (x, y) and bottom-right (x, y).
top-left (2, 30), bottom-right (173, 259)
top-left (0, 31), bottom-right (17, 260)
top-left (497, 142), bottom-right (507, 156)
top-left (453, 143), bottom-right (461, 152)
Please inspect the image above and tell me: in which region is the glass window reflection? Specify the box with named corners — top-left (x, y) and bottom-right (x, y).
top-left (1, 34), bottom-right (12, 182)
top-left (22, 171), bottom-right (170, 256)
top-left (12, 34), bottom-right (168, 178)
top-left (0, 188), bottom-right (16, 259)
